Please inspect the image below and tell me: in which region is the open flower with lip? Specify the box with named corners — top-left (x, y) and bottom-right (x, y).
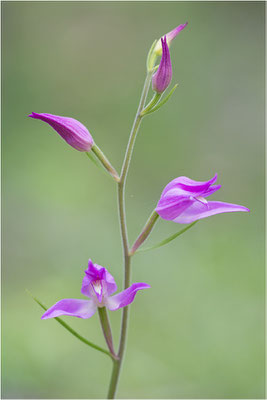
top-left (154, 22), bottom-right (188, 56)
top-left (29, 112), bottom-right (94, 152)
top-left (152, 36), bottom-right (172, 94)
top-left (156, 174), bottom-right (250, 224)
top-left (41, 260), bottom-right (150, 320)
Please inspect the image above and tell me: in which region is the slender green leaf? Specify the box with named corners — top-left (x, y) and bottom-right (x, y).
top-left (136, 221), bottom-right (198, 253)
top-left (141, 93), bottom-right (162, 116)
top-left (26, 290), bottom-right (113, 359)
top-left (145, 84), bottom-right (178, 115)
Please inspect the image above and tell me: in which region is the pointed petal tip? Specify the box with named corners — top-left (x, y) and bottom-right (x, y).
top-left (212, 172), bottom-right (218, 182)
top-left (217, 184), bottom-right (221, 189)
top-left (142, 283), bottom-right (151, 289)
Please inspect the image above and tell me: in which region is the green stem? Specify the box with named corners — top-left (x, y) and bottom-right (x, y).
top-left (107, 70), bottom-right (153, 399)
top-left (98, 307), bottom-right (118, 359)
top-left (120, 71), bottom-right (153, 184)
top-left (107, 360), bottom-right (120, 399)
top-left (130, 211), bottom-right (159, 255)
top-left (91, 143), bottom-right (120, 182)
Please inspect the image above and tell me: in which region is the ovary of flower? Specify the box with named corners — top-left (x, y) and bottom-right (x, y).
top-left (41, 260), bottom-right (150, 320)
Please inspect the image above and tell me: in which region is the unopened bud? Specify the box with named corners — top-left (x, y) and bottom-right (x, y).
top-left (29, 112), bottom-right (94, 152)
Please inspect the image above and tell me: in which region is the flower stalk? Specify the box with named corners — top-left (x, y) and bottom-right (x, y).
top-left (91, 144), bottom-right (120, 182)
top-left (130, 211), bottom-right (159, 255)
top-left (98, 307), bottom-right (117, 358)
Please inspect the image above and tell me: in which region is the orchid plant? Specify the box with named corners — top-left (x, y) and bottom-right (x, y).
top-left (28, 23), bottom-right (249, 399)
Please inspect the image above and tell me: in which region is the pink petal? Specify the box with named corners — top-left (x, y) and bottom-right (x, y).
top-left (154, 23), bottom-right (188, 55)
top-left (172, 200), bottom-right (250, 224)
top-left (161, 174), bottom-right (218, 197)
top-left (166, 22), bottom-right (188, 43)
top-left (41, 299), bottom-right (97, 319)
top-left (81, 259), bottom-right (117, 298)
top-left (202, 184), bottom-right (221, 197)
top-left (106, 283), bottom-right (150, 311)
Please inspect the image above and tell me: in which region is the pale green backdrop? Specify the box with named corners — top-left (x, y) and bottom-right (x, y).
top-left (2, 1), bottom-right (265, 399)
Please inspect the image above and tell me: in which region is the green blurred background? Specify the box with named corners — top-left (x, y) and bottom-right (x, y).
top-left (2, 2), bottom-right (265, 399)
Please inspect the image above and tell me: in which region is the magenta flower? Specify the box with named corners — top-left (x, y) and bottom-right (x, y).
top-left (29, 112), bottom-right (94, 152)
top-left (152, 36), bottom-right (172, 94)
top-left (156, 174), bottom-right (249, 224)
top-left (154, 23), bottom-right (188, 55)
top-left (41, 260), bottom-right (150, 320)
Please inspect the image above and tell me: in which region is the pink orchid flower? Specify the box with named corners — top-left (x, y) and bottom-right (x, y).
top-left (42, 260), bottom-right (150, 320)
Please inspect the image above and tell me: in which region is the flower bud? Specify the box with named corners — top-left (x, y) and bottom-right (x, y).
top-left (154, 22), bottom-right (188, 56)
top-left (28, 112), bottom-right (94, 152)
top-left (152, 37), bottom-right (172, 94)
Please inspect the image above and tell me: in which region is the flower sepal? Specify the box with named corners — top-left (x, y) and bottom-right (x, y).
top-left (153, 23), bottom-right (188, 57)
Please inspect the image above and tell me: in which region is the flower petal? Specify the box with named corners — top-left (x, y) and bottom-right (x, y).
top-left (172, 200), bottom-right (250, 224)
top-left (154, 22), bottom-right (188, 55)
top-left (81, 259), bottom-right (117, 297)
top-left (161, 174), bottom-right (218, 198)
top-left (106, 283), bottom-right (150, 311)
top-left (41, 299), bottom-right (97, 319)
top-left (166, 22), bottom-right (188, 44)
top-left (202, 184), bottom-right (221, 198)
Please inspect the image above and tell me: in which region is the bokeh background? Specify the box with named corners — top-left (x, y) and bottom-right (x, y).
top-left (2, 2), bottom-right (265, 399)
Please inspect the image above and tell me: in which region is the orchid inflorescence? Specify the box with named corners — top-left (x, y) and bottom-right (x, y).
top-left (28, 23), bottom-right (249, 399)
